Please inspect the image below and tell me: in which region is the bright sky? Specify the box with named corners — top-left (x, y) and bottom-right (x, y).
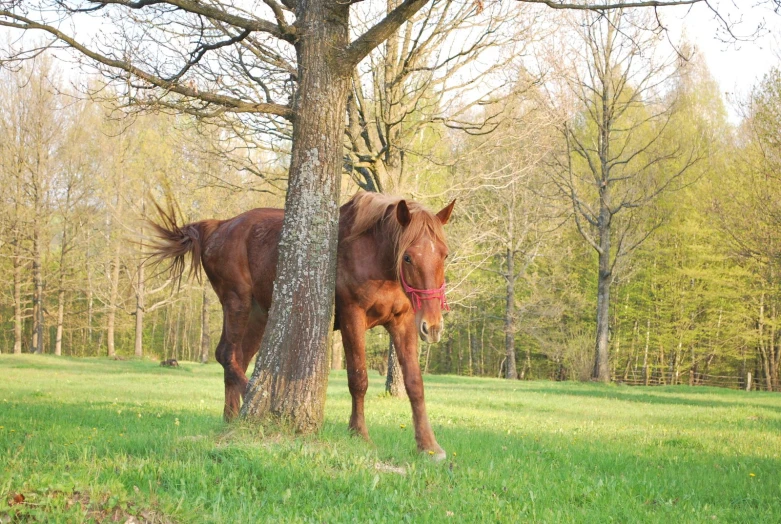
top-left (3, 1), bottom-right (779, 122)
top-left (662, 1), bottom-right (781, 116)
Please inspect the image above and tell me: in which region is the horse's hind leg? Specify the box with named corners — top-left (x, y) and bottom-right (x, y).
top-left (238, 304), bottom-right (268, 386)
top-left (215, 290), bottom-right (252, 421)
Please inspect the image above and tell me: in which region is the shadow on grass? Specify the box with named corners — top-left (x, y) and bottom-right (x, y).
top-left (0, 354), bottom-right (202, 375)
top-left (3, 388), bottom-right (781, 522)
top-left (516, 385), bottom-right (781, 414)
top-left (408, 372), bottom-right (781, 415)
top-left (3, 359), bottom-right (781, 521)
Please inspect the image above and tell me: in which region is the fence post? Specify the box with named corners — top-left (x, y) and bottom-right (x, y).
top-left (746, 372), bottom-right (752, 392)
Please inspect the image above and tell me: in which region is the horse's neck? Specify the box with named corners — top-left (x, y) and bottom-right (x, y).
top-left (340, 214), bottom-right (398, 282)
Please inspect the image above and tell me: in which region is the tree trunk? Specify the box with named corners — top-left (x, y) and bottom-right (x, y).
top-left (107, 240), bottom-right (121, 357)
top-left (241, 0), bottom-right (350, 433)
top-left (770, 304), bottom-right (778, 391)
top-left (642, 313), bottom-right (651, 386)
top-left (134, 259), bottom-right (145, 358)
top-left (592, 221), bottom-right (611, 382)
top-left (624, 318), bottom-right (638, 381)
top-left (480, 319), bottom-right (485, 376)
top-left (657, 340), bottom-right (666, 385)
top-left (13, 239), bottom-right (23, 355)
top-left (504, 247), bottom-right (517, 379)
top-left (200, 285), bottom-right (211, 363)
top-left (86, 229), bottom-right (94, 348)
top-left (55, 288), bottom-right (65, 356)
top-left (758, 293), bottom-right (772, 391)
top-left (55, 224), bottom-right (69, 356)
top-left (385, 336), bottom-right (405, 394)
top-left (385, 340), bottom-right (406, 397)
top-left (172, 301), bottom-right (181, 360)
top-left (330, 330), bottom-right (343, 370)
top-left (520, 346), bottom-right (532, 380)
top-left (32, 225), bottom-right (44, 354)
top-left (591, 42), bottom-right (613, 383)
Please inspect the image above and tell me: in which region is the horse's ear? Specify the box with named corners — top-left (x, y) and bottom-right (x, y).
top-left (396, 200), bottom-right (411, 227)
top-left (436, 199), bottom-right (456, 225)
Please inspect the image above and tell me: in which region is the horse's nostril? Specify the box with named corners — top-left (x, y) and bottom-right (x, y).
top-left (421, 321), bottom-right (429, 335)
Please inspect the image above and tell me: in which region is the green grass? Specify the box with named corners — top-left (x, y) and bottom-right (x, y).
top-left (1, 355), bottom-right (780, 522)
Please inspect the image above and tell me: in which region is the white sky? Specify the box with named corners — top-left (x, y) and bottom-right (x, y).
top-left (3, 1), bottom-right (780, 122)
top-left (662, 1), bottom-right (781, 116)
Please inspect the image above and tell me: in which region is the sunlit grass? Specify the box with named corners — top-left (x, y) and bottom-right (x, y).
top-left (1, 355), bottom-right (780, 522)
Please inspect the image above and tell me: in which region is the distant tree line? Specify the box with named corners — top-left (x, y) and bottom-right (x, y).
top-left (2, 9), bottom-right (780, 393)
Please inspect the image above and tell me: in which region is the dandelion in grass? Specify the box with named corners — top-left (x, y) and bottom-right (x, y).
top-left (175, 418), bottom-right (180, 426)
top-left (750, 473), bottom-right (756, 477)
top-left (400, 424), bottom-right (406, 429)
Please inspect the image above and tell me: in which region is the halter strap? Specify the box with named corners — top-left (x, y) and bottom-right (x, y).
top-left (400, 269), bottom-right (450, 312)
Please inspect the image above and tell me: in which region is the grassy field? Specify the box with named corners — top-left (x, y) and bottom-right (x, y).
top-left (1, 356), bottom-right (780, 523)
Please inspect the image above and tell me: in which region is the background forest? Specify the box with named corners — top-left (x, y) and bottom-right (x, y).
top-left (1, 7), bottom-right (780, 392)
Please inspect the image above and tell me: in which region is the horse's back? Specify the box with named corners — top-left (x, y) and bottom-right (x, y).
top-left (201, 208), bottom-right (283, 310)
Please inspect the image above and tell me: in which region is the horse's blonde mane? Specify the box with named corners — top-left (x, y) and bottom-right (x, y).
top-left (346, 192), bottom-right (447, 277)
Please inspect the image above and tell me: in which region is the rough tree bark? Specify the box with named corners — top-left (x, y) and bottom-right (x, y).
top-left (386, 341), bottom-right (406, 397)
top-left (240, 0), bottom-right (352, 431)
top-left (593, 195), bottom-right (612, 382)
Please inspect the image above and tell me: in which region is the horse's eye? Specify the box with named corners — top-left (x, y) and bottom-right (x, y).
top-left (403, 254), bottom-right (412, 264)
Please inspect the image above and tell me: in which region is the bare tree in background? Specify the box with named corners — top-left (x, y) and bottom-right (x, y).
top-left (54, 100), bottom-right (96, 356)
top-left (0, 59), bottom-right (63, 354)
top-left (0, 0), bottom-right (752, 426)
top-left (345, 0), bottom-right (540, 394)
top-left (545, 9), bottom-right (704, 382)
top-left (453, 84), bottom-right (561, 379)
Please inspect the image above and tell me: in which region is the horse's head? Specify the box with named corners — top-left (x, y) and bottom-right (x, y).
top-left (395, 199), bottom-right (455, 344)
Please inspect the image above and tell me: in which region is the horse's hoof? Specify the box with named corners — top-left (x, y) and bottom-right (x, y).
top-left (424, 448), bottom-right (447, 462)
top-left (348, 426), bottom-right (371, 442)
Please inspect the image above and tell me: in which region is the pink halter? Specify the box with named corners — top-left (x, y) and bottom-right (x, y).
top-left (400, 269), bottom-right (450, 312)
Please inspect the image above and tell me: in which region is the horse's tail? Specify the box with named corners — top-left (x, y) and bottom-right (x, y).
top-left (146, 200), bottom-right (212, 288)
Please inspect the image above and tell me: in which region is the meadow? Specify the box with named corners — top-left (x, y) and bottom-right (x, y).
top-left (1, 355), bottom-right (780, 523)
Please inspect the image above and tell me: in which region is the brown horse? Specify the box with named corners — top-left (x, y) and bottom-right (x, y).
top-left (149, 192), bottom-right (454, 458)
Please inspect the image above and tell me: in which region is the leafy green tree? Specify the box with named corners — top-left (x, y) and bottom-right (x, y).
top-left (546, 9), bottom-right (704, 381)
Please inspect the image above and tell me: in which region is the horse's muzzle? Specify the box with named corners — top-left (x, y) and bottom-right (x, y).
top-left (419, 320), bottom-right (443, 344)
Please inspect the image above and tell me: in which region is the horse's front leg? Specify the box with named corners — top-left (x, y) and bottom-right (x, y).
top-left (340, 307), bottom-right (370, 441)
top-left (387, 316), bottom-right (446, 460)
